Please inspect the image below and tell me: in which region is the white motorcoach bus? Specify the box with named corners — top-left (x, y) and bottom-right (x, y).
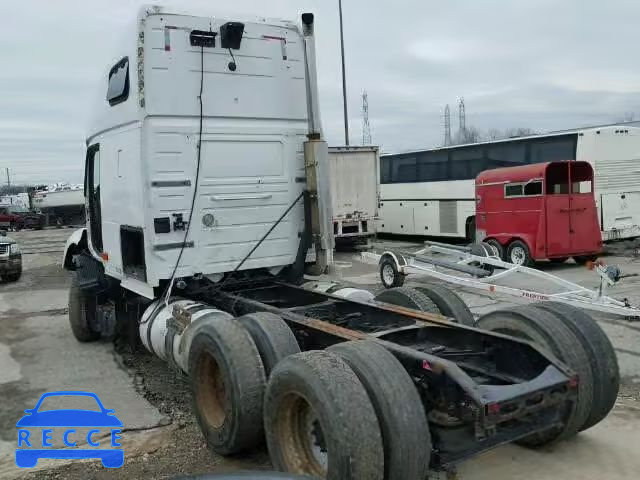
top-left (377, 126), bottom-right (640, 242)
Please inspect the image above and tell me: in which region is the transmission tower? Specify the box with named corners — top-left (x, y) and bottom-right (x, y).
top-left (361, 91), bottom-right (372, 145)
top-left (444, 104), bottom-right (452, 146)
top-left (458, 97), bottom-right (466, 140)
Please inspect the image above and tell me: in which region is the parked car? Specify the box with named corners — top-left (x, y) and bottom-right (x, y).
top-left (9, 206), bottom-right (45, 230)
top-left (0, 231), bottom-right (22, 282)
top-left (0, 206), bottom-right (24, 231)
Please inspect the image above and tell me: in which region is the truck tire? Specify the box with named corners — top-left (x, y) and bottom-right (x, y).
top-left (188, 318), bottom-right (266, 455)
top-left (532, 302), bottom-right (619, 431)
top-left (327, 341), bottom-right (431, 480)
top-left (237, 312), bottom-right (300, 377)
top-left (379, 255), bottom-right (406, 288)
top-left (414, 284), bottom-right (475, 326)
top-left (476, 305), bottom-right (593, 446)
top-left (68, 285), bottom-right (100, 342)
top-left (264, 351), bottom-right (384, 480)
top-left (506, 240), bottom-right (533, 267)
top-left (374, 287), bottom-right (440, 314)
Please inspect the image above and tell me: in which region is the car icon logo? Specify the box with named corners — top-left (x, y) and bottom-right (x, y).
top-left (15, 391), bottom-right (124, 468)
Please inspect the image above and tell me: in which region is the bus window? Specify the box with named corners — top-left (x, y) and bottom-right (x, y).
top-left (391, 157), bottom-right (417, 183)
top-left (450, 147), bottom-right (484, 180)
top-left (418, 151), bottom-right (448, 182)
top-left (530, 135), bottom-right (577, 163)
top-left (486, 142), bottom-right (526, 169)
top-left (380, 157), bottom-right (392, 183)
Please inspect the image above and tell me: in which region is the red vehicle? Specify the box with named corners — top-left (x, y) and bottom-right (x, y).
top-left (475, 161), bottom-right (602, 266)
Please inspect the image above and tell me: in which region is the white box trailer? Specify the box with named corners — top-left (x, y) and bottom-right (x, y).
top-left (328, 146), bottom-right (379, 242)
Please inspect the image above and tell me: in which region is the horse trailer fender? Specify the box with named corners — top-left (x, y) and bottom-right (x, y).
top-left (62, 228), bottom-right (88, 270)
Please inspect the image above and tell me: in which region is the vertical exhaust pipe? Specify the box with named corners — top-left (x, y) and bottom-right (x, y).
top-left (302, 13), bottom-right (334, 274)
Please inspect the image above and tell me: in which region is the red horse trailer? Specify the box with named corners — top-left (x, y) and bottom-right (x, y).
top-left (475, 161), bottom-right (602, 266)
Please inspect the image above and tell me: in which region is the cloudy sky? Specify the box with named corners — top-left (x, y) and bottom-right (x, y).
top-left (1, 0), bottom-right (639, 185)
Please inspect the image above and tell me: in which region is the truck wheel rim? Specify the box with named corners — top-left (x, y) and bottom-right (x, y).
top-left (510, 247), bottom-right (526, 265)
top-left (196, 353), bottom-right (227, 429)
top-left (382, 264), bottom-right (395, 286)
top-left (277, 393), bottom-right (328, 477)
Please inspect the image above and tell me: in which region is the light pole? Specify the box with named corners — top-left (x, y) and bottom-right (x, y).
top-left (338, 0), bottom-right (349, 145)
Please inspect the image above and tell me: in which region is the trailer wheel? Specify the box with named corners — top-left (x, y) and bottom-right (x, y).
top-left (68, 285), bottom-right (100, 342)
top-left (375, 287), bottom-right (440, 314)
top-left (476, 305), bottom-right (593, 446)
top-left (327, 341), bottom-right (431, 480)
top-left (506, 240), bottom-right (533, 267)
top-left (188, 318), bottom-right (266, 455)
top-left (484, 239), bottom-right (504, 260)
top-left (414, 284), bottom-right (475, 326)
top-left (532, 302), bottom-right (619, 431)
top-left (379, 255), bottom-right (405, 288)
top-left (237, 312), bottom-right (300, 377)
top-left (264, 351), bottom-right (384, 480)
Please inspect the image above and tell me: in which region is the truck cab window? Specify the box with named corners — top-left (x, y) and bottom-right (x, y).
top-left (107, 57), bottom-right (129, 106)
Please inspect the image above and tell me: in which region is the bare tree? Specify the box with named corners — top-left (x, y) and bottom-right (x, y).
top-left (453, 125), bottom-right (482, 145)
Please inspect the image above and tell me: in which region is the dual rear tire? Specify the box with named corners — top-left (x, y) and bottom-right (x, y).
top-left (476, 302), bottom-right (619, 445)
top-left (189, 309), bottom-right (432, 480)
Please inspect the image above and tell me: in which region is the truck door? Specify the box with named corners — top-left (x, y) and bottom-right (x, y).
top-left (568, 163), bottom-right (601, 253)
top-left (545, 163), bottom-right (572, 256)
top-left (86, 144), bottom-right (103, 252)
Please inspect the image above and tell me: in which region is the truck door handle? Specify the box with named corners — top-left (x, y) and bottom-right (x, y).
top-left (210, 194), bottom-right (273, 201)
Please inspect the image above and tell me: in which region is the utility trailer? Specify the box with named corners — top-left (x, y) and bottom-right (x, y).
top-left (328, 146), bottom-right (379, 245)
top-left (62, 6), bottom-right (619, 479)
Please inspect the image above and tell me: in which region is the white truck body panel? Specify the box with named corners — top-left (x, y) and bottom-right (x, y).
top-left (86, 6), bottom-right (309, 288)
top-left (328, 146), bottom-right (379, 238)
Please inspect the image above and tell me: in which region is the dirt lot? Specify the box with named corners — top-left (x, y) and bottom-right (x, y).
top-left (2, 229), bottom-right (640, 479)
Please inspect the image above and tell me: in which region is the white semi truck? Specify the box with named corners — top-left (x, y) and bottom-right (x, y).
top-left (63, 6), bottom-right (618, 479)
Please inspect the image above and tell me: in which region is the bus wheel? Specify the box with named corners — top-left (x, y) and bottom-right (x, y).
top-left (506, 240), bottom-right (533, 267)
top-left (466, 216), bottom-right (476, 243)
top-left (379, 256), bottom-right (405, 288)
